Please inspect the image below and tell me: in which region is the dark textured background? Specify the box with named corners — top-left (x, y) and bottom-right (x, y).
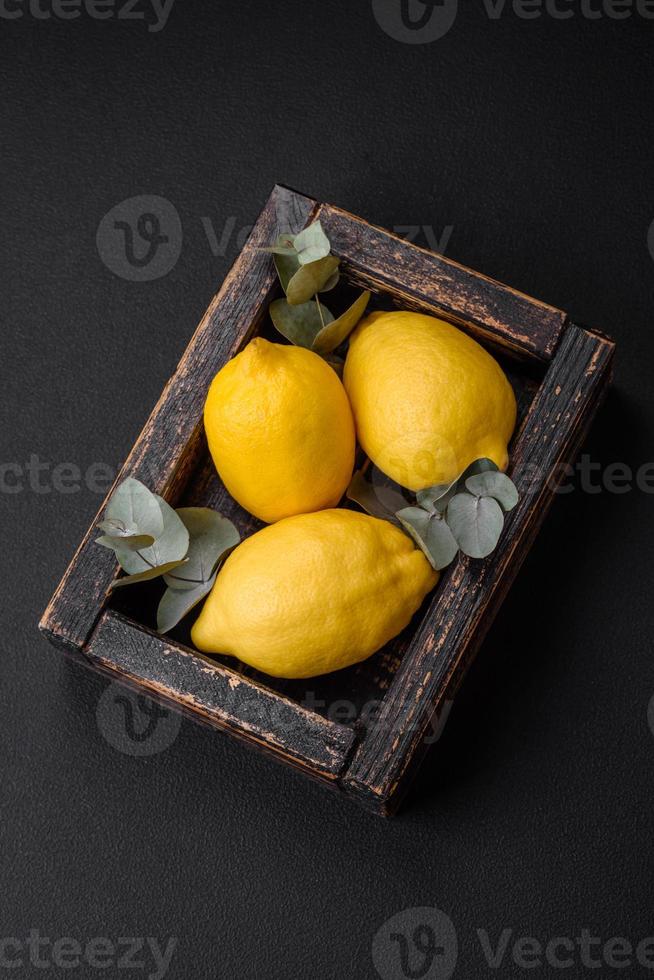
top-left (2, 2), bottom-right (654, 978)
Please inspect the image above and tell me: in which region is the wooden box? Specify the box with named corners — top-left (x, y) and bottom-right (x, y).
top-left (39, 186), bottom-right (614, 815)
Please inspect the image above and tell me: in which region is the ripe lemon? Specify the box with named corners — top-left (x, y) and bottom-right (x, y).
top-left (343, 311), bottom-right (517, 491)
top-left (204, 338), bottom-right (355, 523)
top-left (192, 509), bottom-right (438, 679)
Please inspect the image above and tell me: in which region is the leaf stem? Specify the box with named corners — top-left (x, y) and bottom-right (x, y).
top-left (315, 294), bottom-right (325, 329)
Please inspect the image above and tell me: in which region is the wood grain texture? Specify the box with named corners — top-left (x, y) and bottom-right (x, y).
top-left (87, 609), bottom-right (357, 780)
top-left (39, 185), bottom-right (317, 653)
top-left (317, 203), bottom-right (567, 361)
top-left (342, 324), bottom-right (615, 814)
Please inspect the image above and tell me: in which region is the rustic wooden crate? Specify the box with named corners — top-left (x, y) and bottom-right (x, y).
top-left (39, 185), bottom-right (615, 815)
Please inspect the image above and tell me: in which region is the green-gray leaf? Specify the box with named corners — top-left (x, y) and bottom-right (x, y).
top-left (149, 495), bottom-right (189, 563)
top-left (293, 220), bottom-right (331, 265)
top-left (396, 506), bottom-right (460, 571)
top-left (163, 507), bottom-right (240, 590)
top-left (105, 477), bottom-right (164, 540)
top-left (465, 471), bottom-right (519, 511)
top-left (269, 297), bottom-right (334, 348)
top-left (319, 268), bottom-right (340, 292)
top-left (157, 573), bottom-right (217, 633)
top-left (114, 495), bottom-right (189, 575)
top-left (446, 493), bottom-right (504, 559)
top-left (97, 517), bottom-right (139, 537)
top-left (274, 249), bottom-right (301, 294)
top-left (416, 480), bottom-right (458, 515)
top-left (286, 255), bottom-right (340, 305)
top-left (346, 470), bottom-right (404, 525)
top-left (97, 533), bottom-right (155, 553)
top-left (311, 290), bottom-right (371, 355)
top-left (459, 458), bottom-right (499, 483)
top-left (111, 558), bottom-right (189, 589)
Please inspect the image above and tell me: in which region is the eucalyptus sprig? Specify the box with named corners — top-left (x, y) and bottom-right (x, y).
top-left (261, 219), bottom-right (370, 357)
top-left (347, 459), bottom-right (519, 570)
top-left (96, 478), bottom-right (239, 633)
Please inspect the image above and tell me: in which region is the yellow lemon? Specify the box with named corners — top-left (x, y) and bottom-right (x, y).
top-left (343, 311), bottom-right (517, 491)
top-left (204, 338), bottom-right (355, 523)
top-left (192, 509), bottom-right (438, 679)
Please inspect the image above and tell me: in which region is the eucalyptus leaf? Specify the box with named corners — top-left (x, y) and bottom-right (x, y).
top-left (274, 249), bottom-right (301, 294)
top-left (446, 493), bottom-right (504, 559)
top-left (396, 507), bottom-right (460, 571)
top-left (346, 470), bottom-right (404, 525)
top-left (311, 290), bottom-right (371, 355)
top-left (157, 573), bottom-right (217, 633)
top-left (465, 471), bottom-right (519, 511)
top-left (148, 495), bottom-right (190, 564)
top-left (163, 508), bottom-right (240, 590)
top-left (105, 477), bottom-right (164, 540)
top-left (319, 268), bottom-right (340, 292)
top-left (259, 245), bottom-right (296, 255)
top-left (292, 220), bottom-right (331, 265)
top-left (286, 255), bottom-right (340, 305)
top-left (97, 517), bottom-right (139, 537)
top-left (110, 544), bottom-right (152, 576)
top-left (459, 458), bottom-right (499, 483)
top-left (97, 533), bottom-right (155, 553)
top-left (416, 481), bottom-right (458, 514)
top-left (113, 495), bottom-right (189, 575)
top-left (415, 460), bottom-right (501, 515)
top-left (269, 297), bottom-right (334, 348)
top-left (111, 558), bottom-right (189, 590)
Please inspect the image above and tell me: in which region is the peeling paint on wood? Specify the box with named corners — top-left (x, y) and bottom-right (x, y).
top-left (88, 610), bottom-right (357, 779)
top-left (317, 203), bottom-right (568, 361)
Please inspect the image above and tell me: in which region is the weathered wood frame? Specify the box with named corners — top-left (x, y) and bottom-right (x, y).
top-left (39, 185), bottom-right (614, 814)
